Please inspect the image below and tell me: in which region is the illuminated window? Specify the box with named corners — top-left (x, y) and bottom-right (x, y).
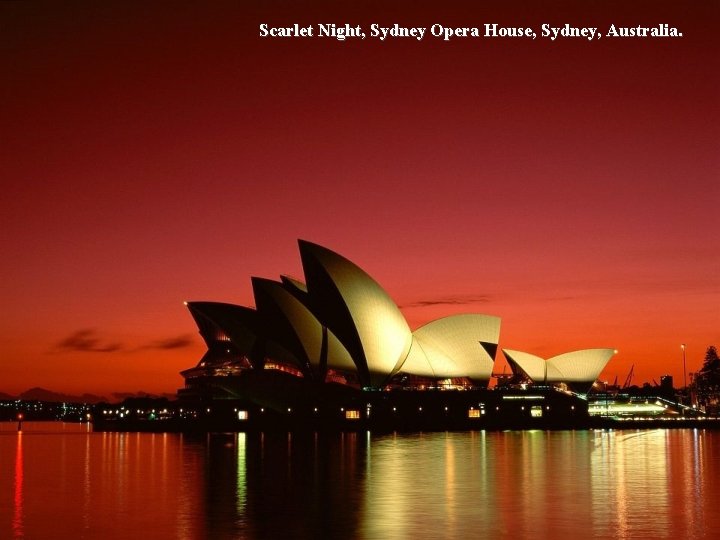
top-left (237, 411), bottom-right (249, 420)
top-left (468, 409), bottom-right (481, 418)
top-left (530, 406), bottom-right (543, 418)
top-left (345, 410), bottom-right (361, 419)
top-left (264, 362), bottom-right (304, 378)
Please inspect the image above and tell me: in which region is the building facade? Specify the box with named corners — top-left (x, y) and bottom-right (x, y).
top-left (178, 240), bottom-right (616, 426)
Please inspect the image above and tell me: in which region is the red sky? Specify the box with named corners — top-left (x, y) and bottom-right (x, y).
top-left (1, 1), bottom-right (718, 396)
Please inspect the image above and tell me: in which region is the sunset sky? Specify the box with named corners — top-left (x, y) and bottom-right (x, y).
top-left (1, 1), bottom-right (718, 397)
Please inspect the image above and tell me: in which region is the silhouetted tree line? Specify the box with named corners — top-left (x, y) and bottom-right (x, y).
top-left (695, 346), bottom-right (720, 413)
top-left (701, 346), bottom-right (720, 373)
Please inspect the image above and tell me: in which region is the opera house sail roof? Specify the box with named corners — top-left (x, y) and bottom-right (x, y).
top-left (502, 348), bottom-right (617, 393)
top-left (181, 239), bottom-right (616, 398)
top-left (298, 240), bottom-right (413, 387)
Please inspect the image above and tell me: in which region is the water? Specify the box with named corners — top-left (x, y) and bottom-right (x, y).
top-left (2, 423), bottom-right (720, 539)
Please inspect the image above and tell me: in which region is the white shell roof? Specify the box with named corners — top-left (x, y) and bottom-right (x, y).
top-left (503, 348), bottom-right (615, 383)
top-left (253, 279), bottom-right (355, 373)
top-left (408, 314), bottom-right (501, 382)
top-left (300, 241), bottom-right (413, 386)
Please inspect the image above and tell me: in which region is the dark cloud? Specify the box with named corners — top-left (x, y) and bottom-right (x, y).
top-left (402, 295), bottom-right (492, 308)
top-left (55, 329), bottom-right (123, 353)
top-left (53, 330), bottom-right (194, 355)
top-left (141, 335), bottom-right (194, 350)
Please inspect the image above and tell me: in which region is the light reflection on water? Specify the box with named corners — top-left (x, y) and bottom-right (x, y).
top-left (12, 432), bottom-right (22, 538)
top-left (2, 423), bottom-right (720, 539)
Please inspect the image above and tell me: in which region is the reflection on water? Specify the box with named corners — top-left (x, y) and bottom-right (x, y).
top-left (12, 432), bottom-right (22, 538)
top-left (2, 423), bottom-right (720, 538)
top-left (589, 429), bottom-right (716, 538)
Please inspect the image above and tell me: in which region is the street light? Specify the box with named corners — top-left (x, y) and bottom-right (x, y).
top-left (681, 344), bottom-right (687, 400)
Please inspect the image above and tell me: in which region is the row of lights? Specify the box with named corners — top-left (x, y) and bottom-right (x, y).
top-left (616, 416), bottom-right (719, 422)
top-left (246, 404), bottom-right (560, 416)
top-left (102, 408), bottom-right (170, 415)
top-left (103, 403), bottom-right (578, 420)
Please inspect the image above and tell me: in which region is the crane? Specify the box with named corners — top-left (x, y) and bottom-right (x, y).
top-left (622, 364), bottom-right (634, 389)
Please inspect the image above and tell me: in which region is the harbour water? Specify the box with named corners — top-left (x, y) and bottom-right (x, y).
top-left (2, 422), bottom-right (720, 539)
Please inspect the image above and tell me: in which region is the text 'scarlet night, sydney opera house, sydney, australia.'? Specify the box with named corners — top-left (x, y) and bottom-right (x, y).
top-left (164, 240), bottom-right (617, 430)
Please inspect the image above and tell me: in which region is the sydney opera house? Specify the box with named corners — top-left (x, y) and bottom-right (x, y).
top-left (177, 240), bottom-right (616, 429)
